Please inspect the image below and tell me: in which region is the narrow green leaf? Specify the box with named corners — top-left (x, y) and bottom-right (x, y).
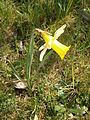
top-left (26, 32), bottom-right (34, 88)
top-left (7, 60), bottom-right (21, 81)
top-left (66, 0), bottom-right (73, 14)
top-left (72, 62), bottom-right (74, 89)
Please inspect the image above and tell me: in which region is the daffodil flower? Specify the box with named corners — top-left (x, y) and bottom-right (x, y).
top-left (36, 24), bottom-right (71, 61)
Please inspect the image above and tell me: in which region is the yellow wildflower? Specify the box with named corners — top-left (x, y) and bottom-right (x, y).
top-left (36, 24), bottom-right (71, 61)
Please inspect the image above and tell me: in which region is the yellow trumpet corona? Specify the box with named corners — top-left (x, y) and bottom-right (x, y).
top-left (36, 24), bottom-right (71, 61)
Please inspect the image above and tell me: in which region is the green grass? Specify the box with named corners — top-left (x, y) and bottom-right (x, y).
top-left (0, 0), bottom-right (90, 119)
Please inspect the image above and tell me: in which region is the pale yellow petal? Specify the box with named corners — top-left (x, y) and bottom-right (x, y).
top-left (35, 28), bottom-right (51, 35)
top-left (54, 24), bottom-right (66, 40)
top-left (34, 114), bottom-right (38, 120)
top-left (35, 28), bottom-right (44, 33)
top-left (39, 43), bottom-right (46, 51)
top-left (40, 46), bottom-right (48, 61)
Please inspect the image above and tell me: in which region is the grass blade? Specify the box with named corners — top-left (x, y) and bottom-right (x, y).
top-left (72, 62), bottom-right (74, 89)
top-left (66, 0), bottom-right (73, 14)
top-left (7, 60), bottom-right (21, 81)
top-left (26, 32), bottom-right (34, 88)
